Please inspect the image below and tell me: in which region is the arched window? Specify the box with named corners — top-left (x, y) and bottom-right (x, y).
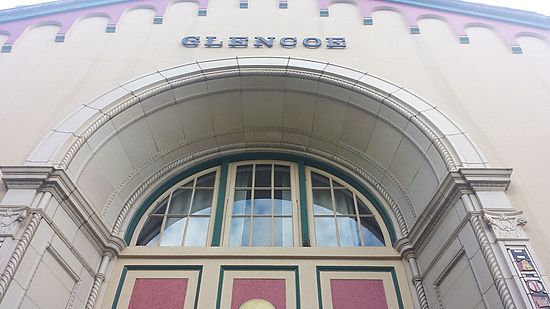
top-left (136, 168), bottom-right (219, 247)
top-left (133, 161), bottom-right (388, 248)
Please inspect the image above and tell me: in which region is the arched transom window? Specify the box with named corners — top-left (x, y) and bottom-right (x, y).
top-left (134, 161), bottom-right (389, 248)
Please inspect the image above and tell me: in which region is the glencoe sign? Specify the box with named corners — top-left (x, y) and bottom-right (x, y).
top-left (181, 36), bottom-right (346, 48)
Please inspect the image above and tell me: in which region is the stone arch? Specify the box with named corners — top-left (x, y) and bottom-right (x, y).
top-left (27, 57), bottom-right (487, 242)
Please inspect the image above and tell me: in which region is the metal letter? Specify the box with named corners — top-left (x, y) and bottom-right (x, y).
top-left (182, 36), bottom-right (200, 47)
top-left (229, 37), bottom-right (249, 48)
top-left (280, 37), bottom-right (297, 48)
top-left (326, 37), bottom-right (346, 48)
top-left (205, 36), bottom-right (223, 48)
top-left (254, 37), bottom-right (275, 48)
top-left (302, 37), bottom-right (322, 48)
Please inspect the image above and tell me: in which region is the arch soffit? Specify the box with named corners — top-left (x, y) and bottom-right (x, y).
top-left (26, 57), bottom-right (487, 239)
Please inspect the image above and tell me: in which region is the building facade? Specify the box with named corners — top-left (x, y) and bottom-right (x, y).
top-left (0, 0), bottom-right (549, 308)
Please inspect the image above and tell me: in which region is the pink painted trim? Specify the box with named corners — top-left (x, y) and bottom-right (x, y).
top-left (231, 278), bottom-right (286, 309)
top-left (330, 279), bottom-right (388, 309)
top-left (0, 0), bottom-right (548, 49)
top-left (128, 278), bottom-right (188, 309)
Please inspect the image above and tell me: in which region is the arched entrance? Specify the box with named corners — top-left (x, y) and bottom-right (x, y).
top-left (0, 57), bottom-right (530, 309)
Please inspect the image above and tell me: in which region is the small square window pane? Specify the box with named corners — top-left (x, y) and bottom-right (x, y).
top-left (311, 172), bottom-right (330, 187)
top-left (253, 190), bottom-right (272, 215)
top-left (168, 189), bottom-right (192, 214)
top-left (136, 216), bottom-right (163, 246)
top-left (252, 217), bottom-right (272, 246)
top-left (184, 217), bottom-right (209, 246)
top-left (360, 217), bottom-right (385, 246)
top-left (334, 189), bottom-right (356, 215)
top-left (160, 217), bottom-right (186, 246)
top-left (274, 190), bottom-right (292, 215)
top-left (255, 164), bottom-right (272, 187)
top-left (191, 189), bottom-right (213, 215)
top-left (153, 198), bottom-right (168, 214)
top-left (274, 217), bottom-right (293, 247)
top-left (357, 199), bottom-right (373, 215)
top-left (196, 172), bottom-right (216, 187)
top-left (337, 217), bottom-right (361, 247)
top-left (315, 217), bottom-right (338, 246)
top-left (274, 165), bottom-right (290, 187)
top-left (313, 189), bottom-right (333, 215)
top-left (229, 217), bottom-right (250, 246)
top-left (235, 165), bottom-right (253, 187)
top-left (233, 190), bottom-right (252, 214)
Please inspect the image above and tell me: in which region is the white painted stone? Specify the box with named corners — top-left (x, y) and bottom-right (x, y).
top-left (339, 107), bottom-right (377, 152)
top-left (117, 118), bottom-right (158, 167)
top-left (323, 63), bottom-right (365, 82)
top-left (209, 92), bottom-right (244, 132)
top-left (0, 280), bottom-right (25, 309)
top-left (476, 191), bottom-right (513, 209)
top-left (445, 133), bottom-right (485, 165)
top-left (160, 62), bottom-right (202, 80)
top-left (358, 73), bottom-right (400, 96)
top-left (199, 57), bottom-right (239, 71)
top-left (86, 86), bottom-right (133, 111)
top-left (389, 138), bottom-right (425, 188)
top-left (178, 97), bottom-right (214, 139)
top-left (26, 130), bottom-right (72, 163)
top-left (287, 58), bottom-right (327, 71)
top-left (140, 88), bottom-right (176, 115)
top-left (121, 71), bottom-right (166, 93)
top-left (312, 97), bottom-right (346, 139)
top-left (206, 76), bottom-right (241, 94)
top-left (242, 91), bottom-right (284, 128)
top-left (72, 229), bottom-right (101, 270)
top-left (365, 120), bottom-right (403, 168)
top-left (0, 189), bottom-right (35, 206)
top-left (390, 88), bottom-right (434, 113)
top-left (26, 261), bottom-right (71, 309)
top-left (56, 106), bottom-right (99, 134)
top-left (237, 56), bottom-right (289, 68)
top-left (407, 160), bottom-right (439, 214)
top-left (284, 77), bottom-right (319, 94)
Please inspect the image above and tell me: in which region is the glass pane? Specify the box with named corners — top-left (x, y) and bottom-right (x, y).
top-left (136, 216), bottom-right (162, 246)
top-left (229, 217), bottom-right (250, 246)
top-left (311, 172), bottom-right (330, 187)
top-left (274, 217), bottom-right (293, 247)
top-left (313, 189), bottom-right (333, 215)
top-left (184, 217), bottom-right (209, 246)
top-left (334, 189), bottom-right (356, 215)
top-left (168, 189), bottom-right (192, 215)
top-left (357, 199), bottom-right (373, 215)
top-left (182, 180), bottom-right (193, 187)
top-left (274, 165), bottom-right (290, 187)
top-left (255, 164), bottom-right (272, 187)
top-left (315, 217), bottom-right (338, 246)
top-left (233, 190), bottom-right (252, 215)
top-left (196, 172), bottom-right (216, 187)
top-left (253, 190), bottom-right (272, 215)
top-left (160, 217), bottom-right (186, 246)
top-left (235, 165), bottom-right (253, 187)
top-left (191, 189), bottom-right (213, 215)
top-left (337, 217), bottom-right (361, 247)
top-left (274, 190), bottom-right (292, 215)
top-left (153, 199), bottom-right (168, 214)
top-left (252, 217), bottom-right (272, 246)
top-left (360, 217), bottom-right (385, 246)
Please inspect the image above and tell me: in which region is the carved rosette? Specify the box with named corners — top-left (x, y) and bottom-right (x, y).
top-left (484, 210), bottom-right (527, 240)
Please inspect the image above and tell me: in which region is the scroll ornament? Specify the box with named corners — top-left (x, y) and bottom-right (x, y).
top-left (484, 210), bottom-right (527, 240)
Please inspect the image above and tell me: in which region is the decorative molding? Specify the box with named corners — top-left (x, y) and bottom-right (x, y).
top-left (55, 64), bottom-right (459, 175)
top-left (470, 214), bottom-right (516, 309)
top-left (0, 207), bottom-right (26, 236)
top-left (459, 168), bottom-right (513, 191)
top-left (0, 212), bottom-right (42, 302)
top-left (396, 238), bottom-right (429, 309)
top-left (484, 210), bottom-right (527, 240)
top-left (109, 143), bottom-right (410, 240)
top-left (433, 249), bottom-right (466, 309)
top-left (0, 166), bottom-right (126, 257)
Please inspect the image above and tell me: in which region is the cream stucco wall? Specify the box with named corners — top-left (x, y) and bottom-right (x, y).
top-left (1, 0), bottom-right (550, 275)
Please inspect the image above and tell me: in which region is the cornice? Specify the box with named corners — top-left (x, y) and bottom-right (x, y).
top-left (0, 166), bottom-right (126, 256)
top-left (387, 0), bottom-right (550, 30)
top-left (0, 0), bottom-right (131, 24)
top-left (0, 0), bottom-right (548, 30)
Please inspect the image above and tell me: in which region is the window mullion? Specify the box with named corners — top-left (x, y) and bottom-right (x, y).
top-left (330, 178), bottom-right (341, 247)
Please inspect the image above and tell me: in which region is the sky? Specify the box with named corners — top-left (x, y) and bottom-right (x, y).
top-left (0, 0), bottom-right (549, 15)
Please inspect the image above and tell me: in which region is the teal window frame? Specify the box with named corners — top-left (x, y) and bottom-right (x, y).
top-left (126, 152), bottom-right (398, 246)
